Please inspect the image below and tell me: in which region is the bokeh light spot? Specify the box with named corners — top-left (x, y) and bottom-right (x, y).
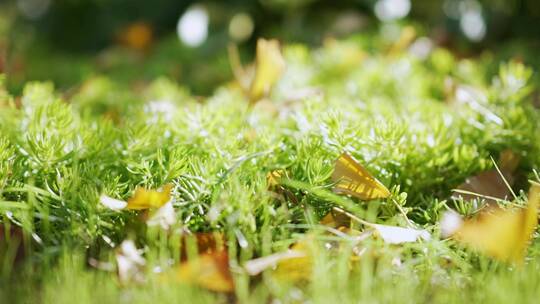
top-left (229, 13), bottom-right (254, 42)
top-left (177, 5), bottom-right (209, 47)
top-left (374, 0), bottom-right (411, 22)
top-left (460, 6), bottom-right (486, 41)
top-left (17, 0), bottom-right (50, 20)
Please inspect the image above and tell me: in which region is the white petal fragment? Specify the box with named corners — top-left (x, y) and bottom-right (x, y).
top-left (372, 224), bottom-right (431, 244)
top-left (116, 240), bottom-right (146, 284)
top-left (147, 201), bottom-right (176, 230)
top-left (100, 194), bottom-right (127, 210)
top-left (440, 211), bottom-right (463, 238)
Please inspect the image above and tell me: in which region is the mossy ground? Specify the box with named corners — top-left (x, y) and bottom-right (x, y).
top-left (1, 36), bottom-right (540, 303)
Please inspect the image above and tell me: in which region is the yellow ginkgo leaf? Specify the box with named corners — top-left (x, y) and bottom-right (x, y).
top-left (269, 241), bottom-right (312, 283)
top-left (331, 153), bottom-right (391, 200)
top-left (266, 169), bottom-right (285, 188)
top-left (126, 184), bottom-right (173, 210)
top-left (266, 169), bottom-right (298, 204)
top-left (442, 183), bottom-right (540, 263)
top-left (175, 251), bottom-right (234, 293)
top-left (244, 239), bottom-right (312, 283)
top-left (248, 38), bottom-right (286, 102)
top-left (319, 209), bottom-right (352, 229)
top-left (244, 249), bottom-right (307, 276)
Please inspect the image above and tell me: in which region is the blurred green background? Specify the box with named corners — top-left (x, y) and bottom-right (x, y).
top-left (1, 0), bottom-right (540, 95)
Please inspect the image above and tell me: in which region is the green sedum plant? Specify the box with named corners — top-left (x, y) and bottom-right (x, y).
top-left (1, 36), bottom-right (540, 303)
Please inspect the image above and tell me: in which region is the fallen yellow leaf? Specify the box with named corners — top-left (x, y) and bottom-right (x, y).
top-left (332, 153), bottom-right (391, 200)
top-left (319, 209), bottom-right (352, 229)
top-left (175, 251), bottom-right (234, 293)
top-left (244, 239), bottom-right (312, 283)
top-left (229, 39), bottom-right (285, 104)
top-left (249, 38), bottom-right (286, 102)
top-left (443, 183), bottom-right (540, 263)
top-left (268, 241), bottom-right (312, 283)
top-left (266, 169), bottom-right (298, 204)
top-left (266, 169), bottom-right (285, 188)
top-left (127, 184), bottom-right (173, 210)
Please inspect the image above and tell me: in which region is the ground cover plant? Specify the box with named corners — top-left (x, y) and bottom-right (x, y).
top-left (1, 29), bottom-right (540, 303)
